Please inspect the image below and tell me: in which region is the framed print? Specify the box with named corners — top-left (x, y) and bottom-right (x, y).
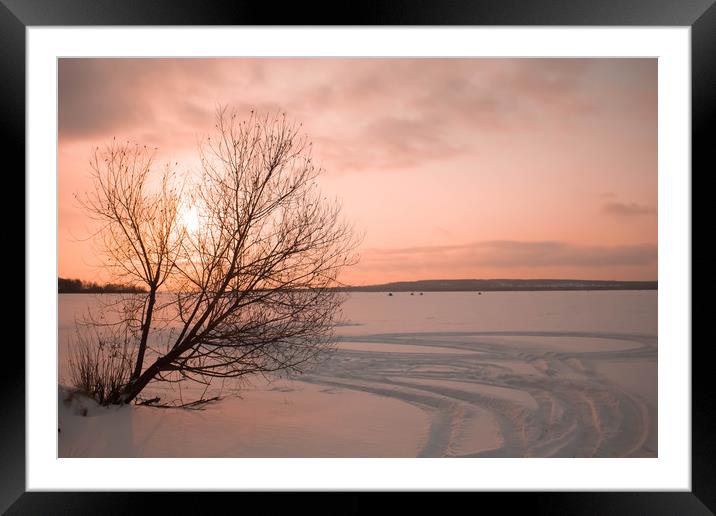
top-left (6, 0), bottom-right (711, 513)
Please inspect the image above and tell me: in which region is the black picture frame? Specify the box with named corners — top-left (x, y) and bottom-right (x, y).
top-left (4, 1), bottom-right (709, 513)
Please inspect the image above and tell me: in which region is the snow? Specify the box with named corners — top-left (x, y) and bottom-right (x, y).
top-left (58, 382), bottom-right (428, 458)
top-left (58, 291), bottom-right (657, 457)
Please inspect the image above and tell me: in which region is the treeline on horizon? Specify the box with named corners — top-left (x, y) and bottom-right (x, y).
top-left (58, 277), bottom-right (147, 294)
top-left (336, 279), bottom-right (658, 292)
top-left (58, 277), bottom-right (658, 294)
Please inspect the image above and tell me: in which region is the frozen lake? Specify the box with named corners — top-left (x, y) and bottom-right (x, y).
top-left (58, 291), bottom-right (657, 457)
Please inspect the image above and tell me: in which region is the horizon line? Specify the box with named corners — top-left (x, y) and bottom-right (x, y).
top-left (341, 277), bottom-right (659, 287)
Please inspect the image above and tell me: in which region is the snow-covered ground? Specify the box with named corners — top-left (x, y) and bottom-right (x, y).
top-left (58, 291), bottom-right (657, 457)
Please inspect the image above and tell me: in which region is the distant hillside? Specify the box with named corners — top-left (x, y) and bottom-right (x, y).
top-left (58, 277), bottom-right (147, 294)
top-left (338, 279), bottom-right (657, 292)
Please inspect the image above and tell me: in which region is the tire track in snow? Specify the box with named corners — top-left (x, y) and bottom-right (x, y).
top-left (303, 330), bottom-right (656, 457)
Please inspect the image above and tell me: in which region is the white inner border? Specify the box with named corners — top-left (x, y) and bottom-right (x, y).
top-left (27, 27), bottom-right (691, 491)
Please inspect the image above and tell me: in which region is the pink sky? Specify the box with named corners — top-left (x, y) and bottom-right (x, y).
top-left (58, 58), bottom-right (657, 285)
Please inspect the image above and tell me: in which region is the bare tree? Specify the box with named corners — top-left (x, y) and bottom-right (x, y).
top-left (71, 107), bottom-right (359, 406)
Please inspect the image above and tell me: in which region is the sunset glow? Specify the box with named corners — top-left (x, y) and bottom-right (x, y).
top-left (58, 58), bottom-right (657, 285)
top-left (178, 204), bottom-right (201, 236)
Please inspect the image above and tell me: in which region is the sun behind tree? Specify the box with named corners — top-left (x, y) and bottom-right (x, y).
top-left (71, 106), bottom-right (360, 407)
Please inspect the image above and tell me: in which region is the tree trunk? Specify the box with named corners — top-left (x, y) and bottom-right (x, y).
top-left (120, 361), bottom-right (162, 404)
top-left (121, 344), bottom-right (185, 404)
top-left (131, 288), bottom-right (156, 381)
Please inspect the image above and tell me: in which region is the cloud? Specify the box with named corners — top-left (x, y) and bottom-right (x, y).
top-left (602, 202), bottom-right (656, 216)
top-left (359, 240), bottom-right (657, 272)
top-left (314, 114), bottom-right (462, 171)
top-left (58, 58), bottom-right (657, 173)
top-left (58, 59), bottom-right (153, 138)
top-left (58, 58), bottom-right (231, 141)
